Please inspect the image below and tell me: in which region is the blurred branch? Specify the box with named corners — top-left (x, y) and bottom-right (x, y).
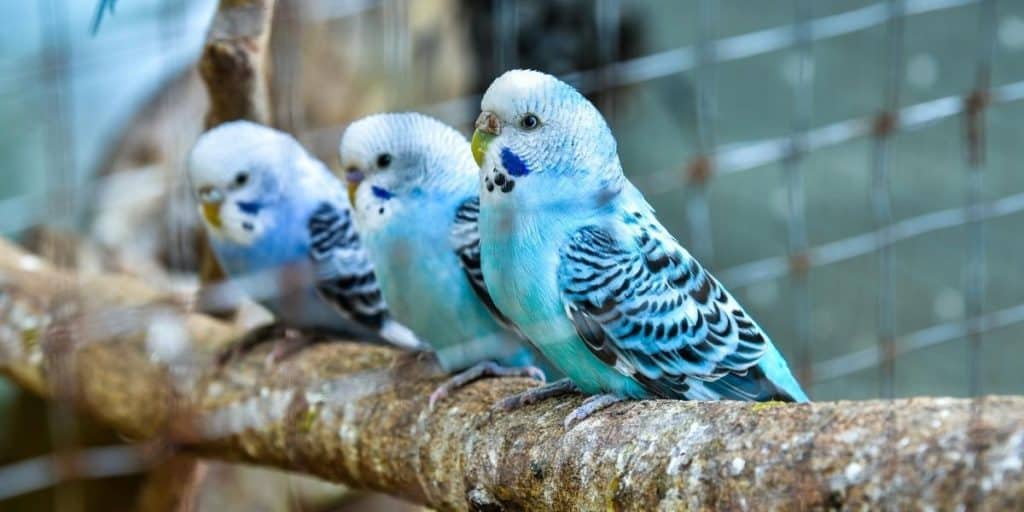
top-left (0, 238), bottom-right (1023, 510)
top-left (0, 444), bottom-right (152, 501)
top-left (136, 455), bottom-right (205, 512)
top-left (199, 0), bottom-right (276, 128)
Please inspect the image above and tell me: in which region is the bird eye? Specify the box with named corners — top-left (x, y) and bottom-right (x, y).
top-left (519, 113), bottom-right (540, 131)
top-left (376, 153), bottom-right (392, 168)
top-left (233, 171), bottom-right (249, 187)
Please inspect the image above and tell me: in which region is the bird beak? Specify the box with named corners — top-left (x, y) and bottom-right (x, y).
top-left (197, 186), bottom-right (224, 229)
top-left (345, 168), bottom-right (365, 204)
top-left (471, 111), bottom-right (500, 166)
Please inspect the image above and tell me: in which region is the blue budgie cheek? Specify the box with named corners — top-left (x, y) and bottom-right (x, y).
top-left (236, 200), bottom-right (262, 215)
top-left (500, 147), bottom-right (531, 177)
top-left (482, 147), bottom-right (530, 195)
top-left (371, 186), bottom-right (394, 200)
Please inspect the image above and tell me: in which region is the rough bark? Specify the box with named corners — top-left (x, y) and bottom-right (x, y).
top-left (0, 238), bottom-right (1022, 511)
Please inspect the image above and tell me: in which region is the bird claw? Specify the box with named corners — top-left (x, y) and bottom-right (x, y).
top-left (428, 361), bottom-right (548, 409)
top-left (216, 324), bottom-right (331, 369)
top-left (492, 378), bottom-right (577, 412)
top-left (215, 322), bottom-right (286, 368)
top-left (562, 394), bottom-right (625, 430)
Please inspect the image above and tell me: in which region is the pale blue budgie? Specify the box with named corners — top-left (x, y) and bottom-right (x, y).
top-left (471, 70), bottom-right (808, 427)
top-left (339, 112), bottom-right (547, 404)
top-left (187, 121), bottom-right (424, 360)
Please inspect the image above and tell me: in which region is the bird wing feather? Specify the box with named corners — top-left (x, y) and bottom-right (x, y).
top-left (557, 212), bottom-right (772, 399)
top-left (307, 201), bottom-right (388, 329)
top-left (450, 196), bottom-right (524, 334)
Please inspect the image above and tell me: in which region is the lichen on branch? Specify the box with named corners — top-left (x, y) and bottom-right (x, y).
top-left (0, 238), bottom-right (1022, 511)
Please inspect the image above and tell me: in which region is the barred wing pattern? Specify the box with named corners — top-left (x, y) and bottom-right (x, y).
top-left (557, 216), bottom-right (792, 401)
top-left (308, 202), bottom-right (387, 328)
top-left (450, 197), bottom-right (520, 332)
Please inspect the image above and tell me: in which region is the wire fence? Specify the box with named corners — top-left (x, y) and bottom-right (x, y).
top-left (3, 0), bottom-right (1020, 394)
top-left (388, 0), bottom-right (1018, 392)
top-left (2, 0), bottom-right (1024, 505)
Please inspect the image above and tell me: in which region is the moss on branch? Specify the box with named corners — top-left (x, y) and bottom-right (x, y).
top-left (0, 238), bottom-right (1022, 511)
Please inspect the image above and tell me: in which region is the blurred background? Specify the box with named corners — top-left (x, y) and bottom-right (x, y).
top-left (1, 0), bottom-right (1023, 509)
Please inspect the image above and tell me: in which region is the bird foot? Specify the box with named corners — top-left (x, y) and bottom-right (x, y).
top-left (216, 323), bottom-right (333, 369)
top-left (563, 394), bottom-right (625, 430)
top-left (215, 322), bottom-right (287, 368)
top-left (492, 378), bottom-right (577, 412)
top-left (429, 361), bottom-right (546, 408)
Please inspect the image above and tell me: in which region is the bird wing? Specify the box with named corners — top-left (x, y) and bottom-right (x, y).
top-left (557, 215), bottom-right (772, 399)
top-left (307, 201), bottom-right (388, 329)
top-left (449, 196), bottom-right (523, 334)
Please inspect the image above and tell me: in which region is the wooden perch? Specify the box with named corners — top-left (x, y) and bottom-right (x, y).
top-left (0, 237), bottom-right (1022, 511)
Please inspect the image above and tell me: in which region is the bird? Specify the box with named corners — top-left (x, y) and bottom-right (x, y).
top-left (471, 69), bottom-right (808, 428)
top-left (187, 120), bottom-right (424, 362)
top-left (339, 112), bottom-right (547, 405)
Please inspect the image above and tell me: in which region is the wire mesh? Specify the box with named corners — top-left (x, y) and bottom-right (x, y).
top-left (1, 0), bottom-right (1020, 390)
top-left (3, 0), bottom-right (1024, 505)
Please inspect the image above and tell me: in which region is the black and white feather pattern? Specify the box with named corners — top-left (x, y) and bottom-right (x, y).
top-left (557, 211), bottom-right (792, 401)
top-left (450, 197), bottom-right (520, 333)
top-left (308, 202), bottom-right (388, 328)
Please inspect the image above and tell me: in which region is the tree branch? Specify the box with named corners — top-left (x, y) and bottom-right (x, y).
top-left (199, 0), bottom-right (276, 129)
top-left (0, 237), bottom-right (1022, 510)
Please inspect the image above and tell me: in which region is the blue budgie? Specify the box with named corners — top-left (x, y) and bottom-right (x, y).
top-left (471, 70), bottom-right (808, 428)
top-left (187, 121), bottom-right (424, 361)
top-left (339, 112), bottom-right (547, 405)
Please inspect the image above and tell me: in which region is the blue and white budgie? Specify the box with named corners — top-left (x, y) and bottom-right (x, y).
top-left (339, 112), bottom-right (546, 404)
top-left (471, 70), bottom-right (808, 428)
top-left (187, 120), bottom-right (424, 361)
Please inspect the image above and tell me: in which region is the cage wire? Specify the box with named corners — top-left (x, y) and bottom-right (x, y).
top-left (401, 0), bottom-right (1022, 397)
top-left (2, 0), bottom-right (1024, 505)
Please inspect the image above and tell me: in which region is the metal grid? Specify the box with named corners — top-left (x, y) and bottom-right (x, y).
top-left (2, 0), bottom-right (1022, 502)
top-left (379, 0), bottom-right (1016, 395)
top-left (475, 0), bottom-right (1015, 397)
top-left (9, 0), bottom-right (1022, 397)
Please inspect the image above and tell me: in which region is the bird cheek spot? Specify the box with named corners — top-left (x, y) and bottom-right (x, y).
top-left (378, 207), bottom-right (385, 215)
top-left (236, 201), bottom-right (261, 215)
top-left (241, 221), bottom-right (254, 232)
top-left (501, 179), bottom-right (515, 193)
top-left (371, 186), bottom-right (394, 200)
top-left (500, 148), bottom-right (531, 177)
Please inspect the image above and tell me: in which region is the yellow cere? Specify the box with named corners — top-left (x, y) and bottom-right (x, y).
top-left (471, 129), bottom-right (494, 167)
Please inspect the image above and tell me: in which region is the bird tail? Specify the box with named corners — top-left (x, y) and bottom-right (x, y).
top-left (378, 318), bottom-right (429, 351)
top-left (705, 344), bottom-right (810, 403)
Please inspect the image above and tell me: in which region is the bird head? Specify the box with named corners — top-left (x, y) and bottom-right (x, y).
top-left (187, 121), bottom-right (293, 245)
top-left (339, 112), bottom-right (477, 226)
top-left (472, 69), bottom-right (622, 208)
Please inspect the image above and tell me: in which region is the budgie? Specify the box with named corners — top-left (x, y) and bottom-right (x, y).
top-left (471, 70), bottom-right (808, 428)
top-left (187, 120), bottom-right (423, 362)
top-left (339, 112), bottom-right (546, 405)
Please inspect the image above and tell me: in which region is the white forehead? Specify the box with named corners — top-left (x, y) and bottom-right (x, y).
top-left (339, 112), bottom-right (473, 167)
top-left (480, 69), bottom-right (569, 117)
top-left (189, 121), bottom-right (298, 184)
